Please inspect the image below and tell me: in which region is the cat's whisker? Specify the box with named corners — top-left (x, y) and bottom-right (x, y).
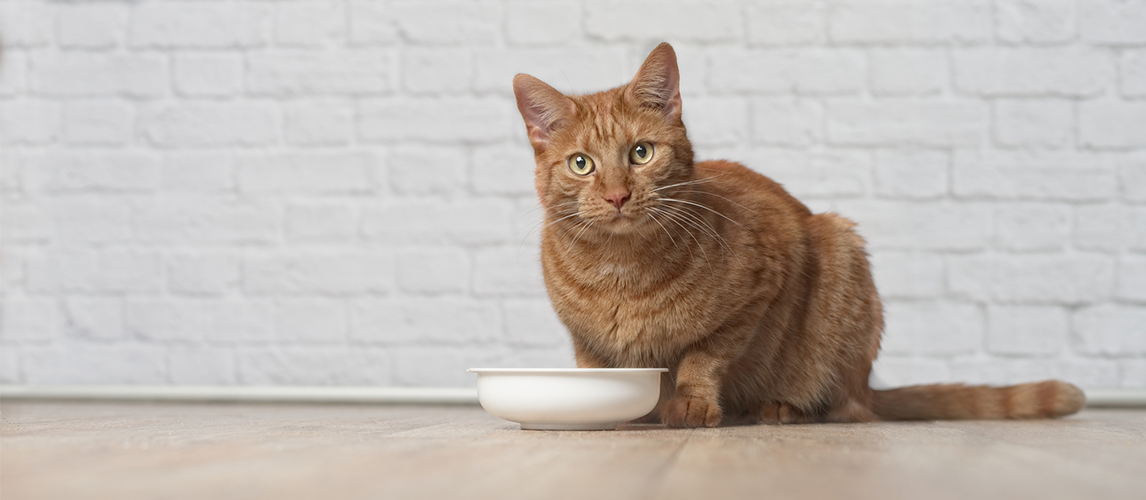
top-left (644, 208), bottom-right (680, 253)
top-left (652, 206), bottom-right (709, 268)
top-left (565, 219), bottom-right (595, 256)
top-left (670, 189), bottom-right (759, 215)
top-left (658, 196), bottom-right (747, 229)
top-left (648, 206), bottom-right (701, 265)
top-left (662, 204), bottom-right (738, 264)
top-left (652, 173), bottom-right (729, 193)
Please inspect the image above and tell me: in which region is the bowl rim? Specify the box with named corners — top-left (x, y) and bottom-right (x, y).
top-left (467, 367), bottom-right (668, 373)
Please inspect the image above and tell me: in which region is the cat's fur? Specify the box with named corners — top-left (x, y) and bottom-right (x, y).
top-left (512, 43), bottom-right (1085, 427)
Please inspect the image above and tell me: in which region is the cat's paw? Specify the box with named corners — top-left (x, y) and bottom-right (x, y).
top-left (759, 402), bottom-right (813, 424)
top-left (663, 396), bottom-right (722, 428)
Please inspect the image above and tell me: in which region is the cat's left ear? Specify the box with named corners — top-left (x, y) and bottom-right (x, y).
top-left (627, 42), bottom-right (682, 122)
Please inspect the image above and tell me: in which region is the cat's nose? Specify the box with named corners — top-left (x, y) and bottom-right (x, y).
top-left (604, 191), bottom-right (631, 210)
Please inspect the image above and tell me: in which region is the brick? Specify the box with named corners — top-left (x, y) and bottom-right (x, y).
top-left (746, 2), bottom-right (825, 46)
top-left (0, 100), bottom-right (59, 145)
top-left (471, 146), bottom-right (537, 196)
top-left (391, 1), bottom-right (501, 45)
top-left (130, 2), bottom-right (269, 48)
top-left (1123, 50), bottom-right (1146, 97)
top-left (141, 102), bottom-right (279, 148)
top-left (363, 199), bottom-right (513, 245)
top-left (395, 248), bottom-right (470, 294)
top-left (359, 98), bottom-right (510, 143)
top-left (31, 53), bottom-right (167, 97)
top-left (244, 251), bottom-right (394, 295)
top-left (238, 151), bottom-right (379, 194)
top-left (833, 200), bottom-right (992, 251)
top-left (1073, 204), bottom-right (1146, 251)
top-left (953, 48), bottom-right (1113, 97)
top-left (49, 196), bottom-right (133, 244)
top-left (160, 152), bottom-right (237, 193)
top-left (682, 97), bottom-right (749, 147)
top-left (173, 53), bottom-right (243, 97)
top-left (868, 251), bottom-right (945, 299)
top-left (170, 346), bottom-right (236, 385)
top-left (402, 48), bottom-right (472, 95)
top-left (348, 1), bottom-right (399, 45)
top-left (135, 197), bottom-right (278, 245)
top-left (1, 297), bottom-right (64, 342)
top-left (996, 0), bottom-right (1075, 43)
top-left (62, 100), bottom-right (133, 146)
top-left (238, 347), bottom-right (391, 385)
top-left (286, 203), bottom-right (358, 243)
top-left (709, 49), bottom-right (865, 95)
top-left (827, 100), bottom-right (987, 147)
top-left (0, 50), bottom-right (28, 96)
top-left (513, 199), bottom-right (547, 248)
top-left (1080, 0), bottom-right (1146, 45)
top-left (0, 346), bottom-right (19, 383)
top-left (505, 1), bottom-right (580, 45)
top-left (948, 358), bottom-right (1062, 386)
top-left (274, 299), bottom-right (347, 344)
top-left (21, 151), bottom-right (158, 193)
top-left (986, 305), bottom-right (1067, 356)
top-left (829, 0), bottom-right (991, 43)
top-left (740, 149), bottom-right (870, 199)
top-left (126, 298), bottom-right (274, 343)
top-left (389, 146), bottom-right (467, 194)
top-left (285, 101), bottom-right (354, 146)
top-left (350, 298), bottom-right (500, 344)
top-left (471, 48), bottom-right (629, 95)
top-left (473, 246), bottom-right (545, 296)
top-left (869, 357), bottom-right (951, 387)
top-left (500, 347), bottom-right (576, 369)
top-left (0, 249), bottom-right (26, 294)
top-left (993, 99), bottom-right (1072, 148)
top-left (1062, 359), bottom-right (1122, 388)
top-left (168, 253), bottom-right (240, 296)
top-left (247, 51), bottom-right (392, 96)
top-left (1079, 102), bottom-right (1146, 150)
top-left (1073, 305), bottom-right (1146, 355)
top-left (28, 249), bottom-right (163, 294)
top-left (993, 203), bottom-right (1071, 252)
top-left (391, 346), bottom-right (505, 386)
top-left (0, 201), bottom-right (49, 243)
top-left (881, 301), bottom-right (982, 355)
top-left (748, 99), bottom-right (822, 147)
top-left (586, 1), bottom-right (742, 42)
top-left (1116, 255), bottom-right (1146, 301)
top-left (1124, 156), bottom-right (1146, 202)
top-left (57, 3), bottom-right (127, 48)
top-left (1124, 360), bottom-right (1146, 388)
top-left (22, 344), bottom-right (167, 384)
top-left (63, 297), bottom-right (123, 340)
top-left (948, 254), bottom-right (1114, 304)
top-left (0, 1), bottom-right (53, 47)
top-left (952, 150), bottom-right (1117, 201)
top-left (873, 149), bottom-right (948, 199)
top-left (274, 1), bottom-right (345, 47)
top-left (869, 49), bottom-right (947, 96)
top-left (503, 299), bottom-right (568, 347)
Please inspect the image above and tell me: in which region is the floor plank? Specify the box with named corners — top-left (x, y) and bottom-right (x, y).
top-left (2, 402), bottom-right (1143, 500)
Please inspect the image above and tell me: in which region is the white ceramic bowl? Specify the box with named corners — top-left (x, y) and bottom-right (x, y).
top-left (467, 368), bottom-right (668, 430)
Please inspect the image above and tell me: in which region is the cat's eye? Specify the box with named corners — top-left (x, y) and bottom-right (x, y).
top-left (568, 154), bottom-right (595, 176)
top-left (629, 142), bottom-right (654, 165)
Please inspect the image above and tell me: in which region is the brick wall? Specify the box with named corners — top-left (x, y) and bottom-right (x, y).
top-left (1, 0), bottom-right (1143, 389)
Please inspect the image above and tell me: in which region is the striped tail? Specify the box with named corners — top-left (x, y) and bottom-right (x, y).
top-left (871, 380), bottom-right (1085, 420)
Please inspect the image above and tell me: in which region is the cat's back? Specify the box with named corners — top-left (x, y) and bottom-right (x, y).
top-left (694, 159), bottom-right (812, 234)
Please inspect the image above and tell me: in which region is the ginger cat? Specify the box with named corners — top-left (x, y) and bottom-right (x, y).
top-left (512, 43), bottom-right (1085, 427)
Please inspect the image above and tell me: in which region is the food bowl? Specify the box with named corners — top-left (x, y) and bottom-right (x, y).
top-left (467, 368), bottom-right (668, 430)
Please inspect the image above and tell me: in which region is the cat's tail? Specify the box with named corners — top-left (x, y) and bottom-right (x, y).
top-left (870, 380), bottom-right (1085, 420)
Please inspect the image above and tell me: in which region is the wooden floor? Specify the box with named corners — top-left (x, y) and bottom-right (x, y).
top-left (2, 402), bottom-right (1144, 500)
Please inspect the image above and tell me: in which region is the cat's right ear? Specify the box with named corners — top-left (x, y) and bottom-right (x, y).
top-left (513, 74), bottom-right (575, 149)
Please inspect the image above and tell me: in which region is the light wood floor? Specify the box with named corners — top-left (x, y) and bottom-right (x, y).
top-left (2, 402), bottom-right (1144, 500)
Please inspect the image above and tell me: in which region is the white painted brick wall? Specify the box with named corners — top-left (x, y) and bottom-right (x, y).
top-left (1, 0), bottom-right (1143, 389)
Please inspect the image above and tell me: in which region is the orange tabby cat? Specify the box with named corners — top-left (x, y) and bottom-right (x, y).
top-left (513, 43), bottom-right (1085, 427)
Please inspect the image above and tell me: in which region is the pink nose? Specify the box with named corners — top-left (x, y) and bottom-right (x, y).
top-left (604, 191), bottom-right (631, 210)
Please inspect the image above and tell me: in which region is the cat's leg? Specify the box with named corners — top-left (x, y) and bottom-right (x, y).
top-left (758, 402), bottom-right (817, 424)
top-left (573, 340), bottom-right (609, 368)
top-left (663, 348), bottom-right (728, 428)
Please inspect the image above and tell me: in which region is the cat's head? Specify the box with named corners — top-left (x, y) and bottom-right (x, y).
top-left (513, 43), bottom-right (694, 235)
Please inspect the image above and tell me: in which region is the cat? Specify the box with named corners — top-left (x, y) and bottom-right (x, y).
top-left (512, 43), bottom-right (1085, 427)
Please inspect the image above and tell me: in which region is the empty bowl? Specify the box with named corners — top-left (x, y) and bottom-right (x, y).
top-left (467, 368), bottom-right (668, 430)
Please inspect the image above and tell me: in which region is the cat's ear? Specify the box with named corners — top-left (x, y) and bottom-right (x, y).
top-left (627, 42), bottom-right (682, 122)
top-left (513, 74), bottom-right (575, 149)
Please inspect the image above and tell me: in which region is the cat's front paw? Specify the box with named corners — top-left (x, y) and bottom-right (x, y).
top-left (662, 396), bottom-right (722, 428)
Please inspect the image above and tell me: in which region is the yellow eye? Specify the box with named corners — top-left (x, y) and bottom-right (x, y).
top-left (568, 154), bottom-right (595, 175)
top-left (629, 142), bottom-right (654, 165)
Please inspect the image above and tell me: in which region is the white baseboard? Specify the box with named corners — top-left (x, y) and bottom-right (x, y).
top-left (1, 385), bottom-right (1143, 408)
